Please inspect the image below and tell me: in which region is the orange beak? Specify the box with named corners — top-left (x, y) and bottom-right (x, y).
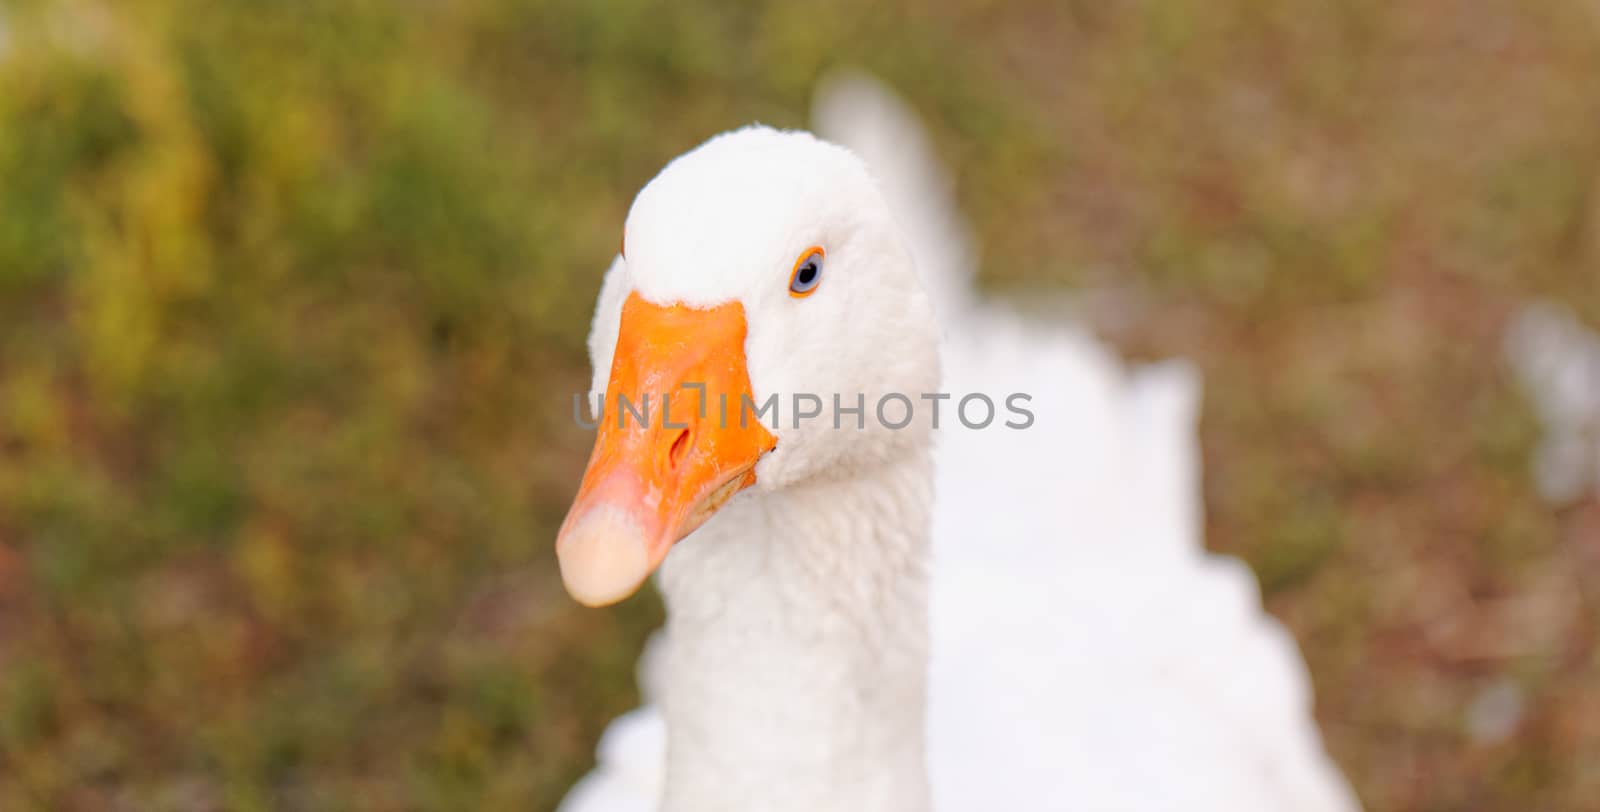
top-left (556, 292), bottom-right (778, 607)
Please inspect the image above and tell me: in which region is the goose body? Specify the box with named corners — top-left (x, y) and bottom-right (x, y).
top-left (555, 77), bottom-right (1359, 812)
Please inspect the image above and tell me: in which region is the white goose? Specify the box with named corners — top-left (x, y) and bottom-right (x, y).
top-left (554, 76), bottom-right (1360, 812)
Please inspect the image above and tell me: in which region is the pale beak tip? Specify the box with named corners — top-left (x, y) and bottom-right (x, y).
top-left (556, 505), bottom-right (653, 607)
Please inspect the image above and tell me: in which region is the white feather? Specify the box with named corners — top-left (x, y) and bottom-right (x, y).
top-left (559, 75), bottom-right (1359, 812)
top-left (1505, 301), bottom-right (1600, 504)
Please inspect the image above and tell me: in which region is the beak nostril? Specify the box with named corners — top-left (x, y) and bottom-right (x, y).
top-left (668, 428), bottom-right (691, 469)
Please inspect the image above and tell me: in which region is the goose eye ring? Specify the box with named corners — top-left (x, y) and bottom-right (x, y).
top-left (788, 247), bottom-right (825, 297)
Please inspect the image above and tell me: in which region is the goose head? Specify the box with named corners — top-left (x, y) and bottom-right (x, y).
top-left (557, 126), bottom-right (940, 607)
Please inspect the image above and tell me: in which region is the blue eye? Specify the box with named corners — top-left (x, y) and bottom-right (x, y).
top-left (789, 247), bottom-right (825, 297)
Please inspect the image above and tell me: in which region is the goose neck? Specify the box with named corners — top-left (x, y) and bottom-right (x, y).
top-left (654, 449), bottom-right (935, 812)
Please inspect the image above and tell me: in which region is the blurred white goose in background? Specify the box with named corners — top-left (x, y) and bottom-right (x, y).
top-left (1506, 302), bottom-right (1600, 505)
top-left (554, 74), bottom-right (1359, 812)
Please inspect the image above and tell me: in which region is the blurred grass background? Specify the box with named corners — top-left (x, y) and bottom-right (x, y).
top-left (0, 0), bottom-right (1597, 809)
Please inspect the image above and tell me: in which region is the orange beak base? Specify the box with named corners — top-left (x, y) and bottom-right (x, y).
top-left (556, 292), bottom-right (777, 607)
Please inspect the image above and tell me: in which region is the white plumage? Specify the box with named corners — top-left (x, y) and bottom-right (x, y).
top-left (557, 74), bottom-right (1359, 812)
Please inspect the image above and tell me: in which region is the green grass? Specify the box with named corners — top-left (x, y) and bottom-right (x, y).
top-left (1, 0), bottom-right (1597, 809)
